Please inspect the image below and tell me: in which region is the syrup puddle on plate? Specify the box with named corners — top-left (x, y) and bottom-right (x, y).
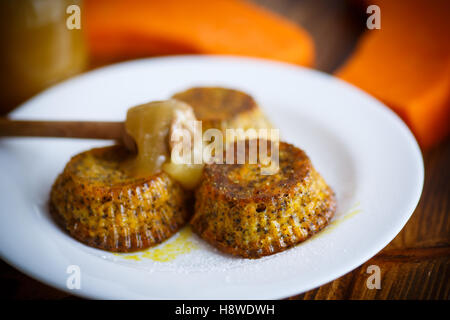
top-left (115, 226), bottom-right (198, 262)
top-left (319, 202), bottom-right (362, 236)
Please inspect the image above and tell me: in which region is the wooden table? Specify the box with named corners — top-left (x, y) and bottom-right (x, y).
top-left (1, 0), bottom-right (448, 300)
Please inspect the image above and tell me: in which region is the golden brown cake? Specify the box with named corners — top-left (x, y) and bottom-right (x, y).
top-left (172, 87), bottom-right (272, 132)
top-left (191, 139), bottom-right (336, 258)
top-left (50, 145), bottom-right (191, 252)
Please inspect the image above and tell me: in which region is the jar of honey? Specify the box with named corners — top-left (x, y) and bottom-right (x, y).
top-left (0, 0), bottom-right (87, 114)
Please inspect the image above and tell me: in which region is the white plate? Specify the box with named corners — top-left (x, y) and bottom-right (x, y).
top-left (0, 56), bottom-right (423, 299)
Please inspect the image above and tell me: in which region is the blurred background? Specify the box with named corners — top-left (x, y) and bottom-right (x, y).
top-left (0, 0), bottom-right (448, 299)
top-left (0, 0), bottom-right (365, 113)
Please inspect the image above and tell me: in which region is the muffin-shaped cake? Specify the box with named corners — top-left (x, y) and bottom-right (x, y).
top-left (172, 87), bottom-right (272, 133)
top-left (50, 145), bottom-right (190, 252)
top-left (191, 139), bottom-right (336, 258)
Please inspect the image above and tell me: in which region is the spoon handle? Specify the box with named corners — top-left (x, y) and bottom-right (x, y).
top-left (0, 118), bottom-right (124, 140)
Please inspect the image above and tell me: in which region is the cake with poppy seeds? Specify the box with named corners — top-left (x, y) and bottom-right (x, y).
top-left (50, 145), bottom-right (191, 252)
top-left (191, 139), bottom-right (336, 258)
top-left (172, 87), bottom-right (272, 133)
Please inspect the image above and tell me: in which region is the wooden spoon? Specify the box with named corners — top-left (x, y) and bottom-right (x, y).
top-left (0, 118), bottom-right (136, 152)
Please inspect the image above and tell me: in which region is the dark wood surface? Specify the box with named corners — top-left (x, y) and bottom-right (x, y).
top-left (1, 0), bottom-right (448, 300)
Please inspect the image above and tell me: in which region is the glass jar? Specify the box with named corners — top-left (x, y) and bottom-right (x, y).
top-left (0, 0), bottom-right (87, 114)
